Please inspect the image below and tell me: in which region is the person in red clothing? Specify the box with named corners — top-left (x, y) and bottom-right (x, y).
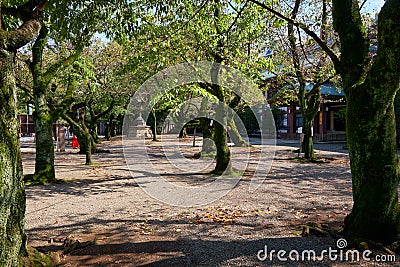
top-left (72, 135), bottom-right (79, 149)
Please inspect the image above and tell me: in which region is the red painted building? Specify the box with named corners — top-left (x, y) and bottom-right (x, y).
top-left (18, 114), bottom-right (35, 136)
top-left (274, 85), bottom-right (346, 141)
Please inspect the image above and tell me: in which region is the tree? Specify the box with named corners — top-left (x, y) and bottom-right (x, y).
top-left (250, 0), bottom-right (400, 243)
top-left (332, 0), bottom-right (400, 243)
top-left (118, 0), bottom-right (273, 174)
top-left (0, 1), bottom-right (44, 264)
top-left (61, 40), bottom-right (132, 164)
top-left (260, 0), bottom-right (336, 159)
top-left (286, 0), bottom-right (335, 159)
top-left (28, 26), bottom-right (84, 184)
top-left (16, 0), bottom-right (121, 183)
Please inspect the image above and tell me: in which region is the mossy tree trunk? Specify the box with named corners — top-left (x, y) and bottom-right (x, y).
top-left (105, 114), bottom-right (114, 141)
top-left (105, 114), bottom-right (115, 140)
top-left (227, 95), bottom-right (248, 147)
top-left (0, 1), bottom-right (43, 264)
top-left (82, 125), bottom-right (92, 165)
top-left (227, 118), bottom-right (247, 147)
top-left (0, 48), bottom-right (28, 267)
top-left (105, 123), bottom-right (111, 141)
top-left (213, 99), bottom-right (232, 174)
top-left (394, 91), bottom-right (400, 146)
top-left (344, 82), bottom-right (400, 242)
top-left (300, 91), bottom-right (320, 159)
top-left (78, 110), bottom-right (93, 165)
top-left (211, 66), bottom-right (231, 174)
top-left (29, 24), bottom-right (82, 184)
top-left (31, 25), bottom-right (56, 183)
top-left (332, 0), bottom-right (400, 243)
top-left (209, 1), bottom-right (231, 175)
top-left (90, 123), bottom-right (99, 143)
top-left (252, 0), bottom-right (400, 245)
top-left (200, 117), bottom-right (215, 154)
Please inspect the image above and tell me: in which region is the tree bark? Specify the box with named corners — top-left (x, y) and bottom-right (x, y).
top-left (88, 100), bottom-right (115, 144)
top-left (227, 118), bottom-right (247, 147)
top-left (344, 82), bottom-right (400, 242)
top-left (31, 25), bottom-right (56, 183)
top-left (213, 113), bottom-right (231, 174)
top-left (301, 91), bottom-right (320, 159)
top-left (76, 122), bottom-right (93, 164)
top-left (0, 2), bottom-right (42, 264)
top-left (152, 110), bottom-right (158, 141)
top-left (0, 47), bottom-right (27, 267)
top-left (197, 97), bottom-right (216, 155)
top-left (332, 0), bottom-right (400, 243)
top-left (252, 0), bottom-right (400, 246)
top-left (83, 128), bottom-right (92, 165)
top-left (212, 84), bottom-right (232, 174)
top-left (199, 118), bottom-right (215, 155)
top-left (302, 119), bottom-right (314, 158)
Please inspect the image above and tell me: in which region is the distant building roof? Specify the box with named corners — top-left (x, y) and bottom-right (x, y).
top-left (305, 84), bottom-right (344, 96)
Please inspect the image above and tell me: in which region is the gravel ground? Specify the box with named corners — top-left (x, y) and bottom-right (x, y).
top-left (21, 136), bottom-right (398, 266)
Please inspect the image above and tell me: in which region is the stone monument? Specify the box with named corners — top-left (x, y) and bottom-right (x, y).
top-left (128, 114), bottom-right (152, 138)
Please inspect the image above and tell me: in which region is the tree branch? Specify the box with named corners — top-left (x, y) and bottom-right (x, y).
top-left (305, 74), bottom-right (338, 98)
top-left (93, 101), bottom-right (116, 121)
top-left (16, 81), bottom-right (33, 99)
top-left (248, 0), bottom-right (341, 73)
top-left (42, 46), bottom-right (84, 86)
top-left (332, 0), bottom-right (369, 89)
top-left (227, 0), bottom-right (248, 34)
top-left (365, 0), bottom-right (400, 94)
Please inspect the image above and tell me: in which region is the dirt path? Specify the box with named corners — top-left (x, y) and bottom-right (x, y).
top-left (22, 136), bottom-right (396, 266)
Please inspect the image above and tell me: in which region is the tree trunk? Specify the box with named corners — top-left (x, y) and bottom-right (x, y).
top-left (302, 119), bottom-right (314, 159)
top-left (0, 4), bottom-right (42, 263)
top-left (212, 91), bottom-right (232, 174)
top-left (63, 109), bottom-right (95, 164)
top-left (106, 114), bottom-right (114, 140)
top-left (0, 48), bottom-right (27, 267)
top-left (227, 118), bottom-right (248, 147)
top-left (332, 0), bottom-right (400, 243)
top-left (199, 117), bottom-right (216, 154)
top-left (31, 25), bottom-right (56, 183)
top-left (33, 94), bottom-right (56, 183)
top-left (394, 91), bottom-right (400, 147)
top-left (301, 90), bottom-right (320, 159)
top-left (90, 122), bottom-right (99, 144)
top-left (179, 127), bottom-right (188, 138)
top-left (198, 97), bottom-right (216, 156)
top-left (213, 103), bottom-right (231, 174)
top-left (210, 59), bottom-right (231, 174)
top-left (110, 121), bottom-right (116, 137)
top-left (151, 110), bottom-right (158, 141)
top-left (84, 130), bottom-right (92, 165)
top-left (344, 83), bottom-right (400, 242)
top-left (75, 120), bottom-right (93, 164)
top-left (105, 122), bottom-right (111, 141)
top-left (79, 122), bottom-right (95, 161)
